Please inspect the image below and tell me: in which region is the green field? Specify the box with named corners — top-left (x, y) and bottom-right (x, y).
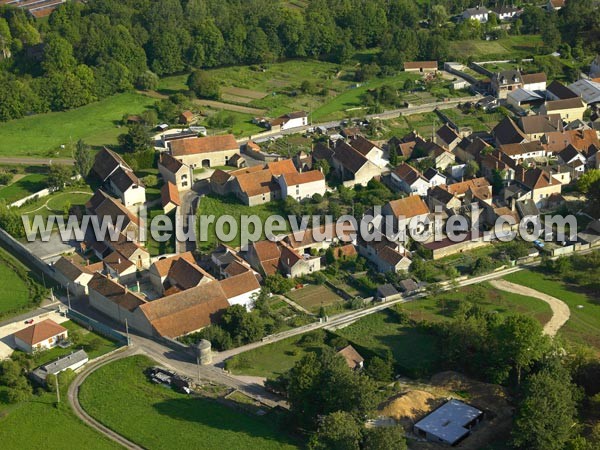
top-left (286, 284), bottom-right (345, 313)
top-left (18, 187), bottom-right (93, 227)
top-left (226, 331), bottom-right (330, 378)
top-left (335, 309), bottom-right (440, 377)
top-left (0, 92), bottom-right (155, 157)
top-left (0, 173), bottom-right (48, 203)
top-left (0, 391), bottom-right (120, 450)
top-left (448, 35), bottom-right (544, 61)
top-left (79, 355), bottom-right (300, 450)
top-left (504, 270), bottom-right (600, 350)
top-left (196, 194), bottom-right (289, 251)
top-left (399, 282), bottom-right (553, 326)
top-left (0, 247), bottom-right (46, 319)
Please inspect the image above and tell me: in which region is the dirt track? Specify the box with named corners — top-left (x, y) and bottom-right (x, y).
top-left (489, 279), bottom-right (570, 336)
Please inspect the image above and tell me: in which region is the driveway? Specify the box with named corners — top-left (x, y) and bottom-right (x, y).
top-left (489, 279), bottom-right (571, 336)
top-left (0, 307), bottom-right (66, 359)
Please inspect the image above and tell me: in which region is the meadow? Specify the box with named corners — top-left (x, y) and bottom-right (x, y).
top-left (0, 92), bottom-right (155, 157)
top-left (504, 270), bottom-right (600, 350)
top-left (196, 194), bottom-right (290, 251)
top-left (79, 355), bottom-right (300, 450)
top-left (0, 246), bottom-right (46, 319)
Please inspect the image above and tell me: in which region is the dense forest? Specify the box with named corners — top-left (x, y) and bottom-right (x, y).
top-left (0, 0), bottom-right (599, 121)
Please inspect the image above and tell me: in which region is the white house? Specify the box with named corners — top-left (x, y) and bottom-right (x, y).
top-left (269, 111), bottom-right (308, 131)
top-left (52, 256), bottom-right (96, 296)
top-left (277, 170), bottom-right (326, 202)
top-left (423, 167), bottom-right (447, 187)
top-left (347, 136), bottom-right (387, 168)
top-left (491, 6), bottom-right (522, 21)
top-left (522, 73), bottom-right (547, 92)
top-left (391, 163), bottom-right (430, 196)
top-left (108, 167), bottom-right (146, 207)
top-left (219, 271), bottom-right (261, 310)
top-left (462, 6), bottom-right (488, 22)
top-left (13, 319), bottom-right (68, 353)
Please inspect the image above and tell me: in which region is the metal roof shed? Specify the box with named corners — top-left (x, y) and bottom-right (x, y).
top-left (413, 399), bottom-right (483, 446)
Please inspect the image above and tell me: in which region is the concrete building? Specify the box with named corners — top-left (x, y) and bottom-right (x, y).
top-left (539, 98), bottom-right (587, 122)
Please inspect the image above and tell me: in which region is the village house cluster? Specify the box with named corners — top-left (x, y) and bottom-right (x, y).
top-left (45, 57), bottom-right (600, 343)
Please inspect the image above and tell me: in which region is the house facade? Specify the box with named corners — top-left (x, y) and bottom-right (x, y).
top-left (169, 134), bottom-right (239, 169)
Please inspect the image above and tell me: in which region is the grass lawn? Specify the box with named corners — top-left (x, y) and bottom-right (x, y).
top-left (399, 282), bottom-right (553, 326)
top-left (448, 35), bottom-right (543, 61)
top-left (226, 331), bottom-right (330, 379)
top-left (196, 194), bottom-right (289, 251)
top-left (146, 209), bottom-right (177, 257)
top-left (0, 247), bottom-right (46, 320)
top-left (18, 186), bottom-right (93, 230)
top-left (0, 391), bottom-right (120, 450)
top-left (286, 284), bottom-right (345, 313)
top-left (0, 92), bottom-right (155, 157)
top-left (504, 270), bottom-right (600, 350)
top-left (79, 355), bottom-right (300, 450)
top-left (335, 309), bottom-right (440, 377)
top-left (0, 173), bottom-right (48, 203)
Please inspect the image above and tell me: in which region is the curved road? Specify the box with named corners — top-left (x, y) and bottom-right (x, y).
top-left (489, 279), bottom-right (571, 336)
top-left (67, 346), bottom-right (143, 450)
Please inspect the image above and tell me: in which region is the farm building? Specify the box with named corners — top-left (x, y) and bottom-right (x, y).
top-left (30, 350), bottom-right (89, 385)
top-left (404, 61), bottom-right (438, 73)
top-left (414, 399), bottom-right (483, 446)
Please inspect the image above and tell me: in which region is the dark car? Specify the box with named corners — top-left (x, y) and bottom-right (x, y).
top-left (24, 319), bottom-right (34, 324)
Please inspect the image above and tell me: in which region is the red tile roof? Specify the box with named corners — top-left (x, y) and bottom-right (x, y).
top-left (170, 135), bottom-right (238, 156)
top-left (13, 319), bottom-right (67, 346)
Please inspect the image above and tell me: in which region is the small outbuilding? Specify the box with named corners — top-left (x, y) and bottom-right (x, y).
top-left (377, 284), bottom-right (400, 301)
top-left (30, 350), bottom-right (89, 385)
top-left (337, 345), bottom-right (364, 371)
top-left (414, 399), bottom-right (483, 446)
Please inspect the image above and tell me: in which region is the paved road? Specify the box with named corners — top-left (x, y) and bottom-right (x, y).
top-left (67, 346), bottom-right (144, 450)
top-left (0, 157), bottom-right (75, 165)
top-left (489, 279), bottom-right (571, 336)
top-left (210, 263), bottom-right (528, 364)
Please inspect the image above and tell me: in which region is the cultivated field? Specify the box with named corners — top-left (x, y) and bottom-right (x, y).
top-left (286, 284), bottom-right (345, 313)
top-left (79, 355), bottom-right (300, 450)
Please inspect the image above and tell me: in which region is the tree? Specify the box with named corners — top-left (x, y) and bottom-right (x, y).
top-left (187, 70), bottom-right (220, 100)
top-left (512, 369), bottom-right (578, 450)
top-left (465, 160), bottom-right (479, 179)
top-left (136, 71), bottom-right (159, 91)
top-left (314, 159), bottom-right (330, 177)
top-left (47, 164), bottom-right (72, 191)
top-left (430, 5), bottom-right (448, 28)
top-left (388, 145), bottom-right (398, 166)
top-left (118, 123), bottom-right (152, 153)
top-left (286, 349), bottom-right (378, 428)
top-left (309, 411), bottom-right (362, 450)
top-left (577, 169), bottom-right (600, 193)
top-left (264, 273), bottom-right (295, 294)
top-left (220, 305), bottom-right (265, 345)
top-left (493, 315), bottom-right (550, 385)
top-left (363, 426), bottom-right (407, 450)
top-left (41, 34), bottom-right (76, 74)
top-left (74, 139), bottom-right (93, 178)
top-left (365, 355), bottom-right (394, 382)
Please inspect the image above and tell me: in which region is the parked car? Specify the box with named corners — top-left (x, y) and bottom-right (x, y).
top-left (24, 319), bottom-right (34, 324)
